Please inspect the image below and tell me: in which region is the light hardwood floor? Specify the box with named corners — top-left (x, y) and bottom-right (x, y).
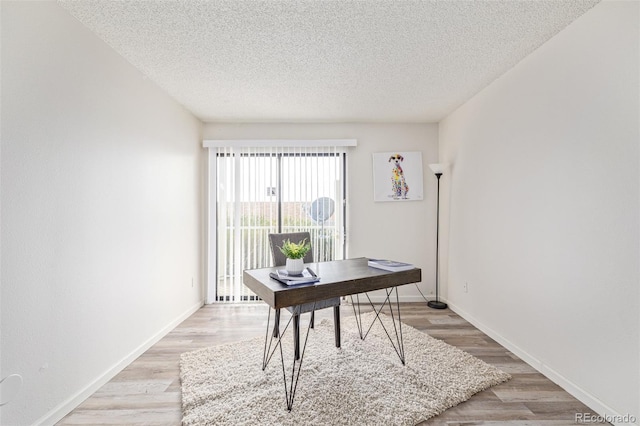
top-left (58, 303), bottom-right (605, 425)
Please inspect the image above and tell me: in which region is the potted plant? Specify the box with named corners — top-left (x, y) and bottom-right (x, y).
top-left (279, 238), bottom-right (311, 275)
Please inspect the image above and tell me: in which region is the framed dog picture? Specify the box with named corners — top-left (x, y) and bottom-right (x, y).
top-left (372, 151), bottom-right (424, 202)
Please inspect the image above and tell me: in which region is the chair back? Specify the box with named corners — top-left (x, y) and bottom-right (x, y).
top-left (269, 232), bottom-right (314, 267)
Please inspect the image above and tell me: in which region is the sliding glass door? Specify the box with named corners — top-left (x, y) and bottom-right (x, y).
top-left (214, 146), bottom-right (346, 302)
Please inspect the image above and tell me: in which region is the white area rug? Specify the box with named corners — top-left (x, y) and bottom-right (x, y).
top-left (180, 312), bottom-right (510, 425)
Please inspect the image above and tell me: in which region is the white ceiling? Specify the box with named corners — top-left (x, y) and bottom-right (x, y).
top-left (60, 0), bottom-right (599, 123)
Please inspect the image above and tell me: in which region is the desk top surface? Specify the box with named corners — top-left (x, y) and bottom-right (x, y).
top-left (243, 257), bottom-right (422, 309)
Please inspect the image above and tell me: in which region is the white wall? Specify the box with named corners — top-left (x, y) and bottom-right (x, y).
top-left (439, 1), bottom-right (639, 423)
top-left (203, 123), bottom-right (439, 301)
top-left (1, 2), bottom-right (203, 425)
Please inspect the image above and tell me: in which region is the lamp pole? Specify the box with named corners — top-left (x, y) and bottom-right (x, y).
top-left (428, 167), bottom-right (447, 309)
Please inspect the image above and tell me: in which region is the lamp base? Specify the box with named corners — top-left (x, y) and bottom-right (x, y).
top-left (427, 300), bottom-right (448, 310)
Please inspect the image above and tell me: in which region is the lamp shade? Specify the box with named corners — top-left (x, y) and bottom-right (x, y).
top-left (428, 163), bottom-right (448, 175)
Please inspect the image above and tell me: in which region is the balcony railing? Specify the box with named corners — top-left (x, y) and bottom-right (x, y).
top-left (216, 225), bottom-right (340, 302)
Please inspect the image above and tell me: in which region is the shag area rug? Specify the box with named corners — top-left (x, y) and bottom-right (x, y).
top-left (180, 312), bottom-right (510, 425)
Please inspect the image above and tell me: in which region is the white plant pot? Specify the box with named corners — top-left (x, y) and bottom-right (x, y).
top-left (285, 258), bottom-right (304, 275)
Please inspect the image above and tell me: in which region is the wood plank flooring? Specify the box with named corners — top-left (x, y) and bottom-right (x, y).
top-left (58, 303), bottom-right (606, 425)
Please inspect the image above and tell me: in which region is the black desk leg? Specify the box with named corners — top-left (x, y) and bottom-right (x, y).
top-left (350, 287), bottom-right (406, 365)
top-left (261, 303), bottom-right (317, 411)
top-left (334, 306), bottom-right (341, 348)
top-left (272, 308), bottom-right (281, 338)
top-left (293, 314), bottom-right (300, 360)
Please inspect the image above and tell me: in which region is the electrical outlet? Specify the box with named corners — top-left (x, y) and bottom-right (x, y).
top-left (463, 282), bottom-right (469, 293)
top-left (191, 277), bottom-right (194, 288)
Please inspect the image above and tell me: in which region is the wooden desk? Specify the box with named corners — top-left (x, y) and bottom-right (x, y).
top-left (242, 257), bottom-right (422, 411)
top-left (243, 257), bottom-right (422, 309)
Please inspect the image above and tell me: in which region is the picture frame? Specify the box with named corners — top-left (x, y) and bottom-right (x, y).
top-left (372, 151), bottom-right (424, 202)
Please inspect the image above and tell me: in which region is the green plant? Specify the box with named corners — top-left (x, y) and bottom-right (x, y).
top-left (279, 238), bottom-right (311, 260)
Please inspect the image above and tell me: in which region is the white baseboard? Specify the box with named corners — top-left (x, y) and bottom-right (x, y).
top-left (446, 300), bottom-right (637, 426)
top-left (34, 300), bottom-right (204, 426)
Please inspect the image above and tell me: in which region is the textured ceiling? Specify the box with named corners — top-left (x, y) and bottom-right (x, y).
top-left (59, 0), bottom-right (599, 123)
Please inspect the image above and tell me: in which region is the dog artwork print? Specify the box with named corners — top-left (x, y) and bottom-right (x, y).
top-left (388, 154), bottom-right (409, 199)
top-left (372, 151), bottom-right (424, 202)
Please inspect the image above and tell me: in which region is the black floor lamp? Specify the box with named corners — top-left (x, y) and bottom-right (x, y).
top-left (428, 163), bottom-right (448, 309)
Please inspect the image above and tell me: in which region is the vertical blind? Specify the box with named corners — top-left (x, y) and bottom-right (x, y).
top-left (214, 145), bottom-right (346, 302)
